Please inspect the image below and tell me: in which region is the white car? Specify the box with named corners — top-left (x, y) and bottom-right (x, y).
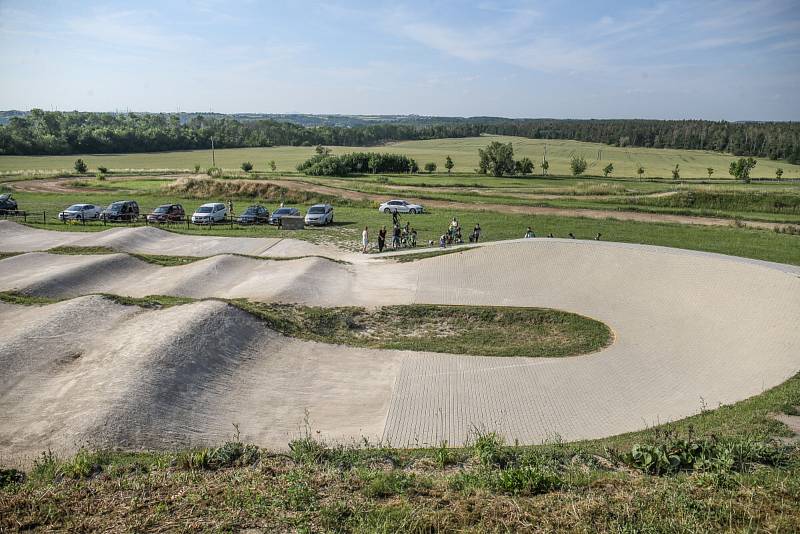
top-left (304, 204), bottom-right (334, 226)
top-left (378, 199), bottom-right (424, 214)
top-left (191, 202), bottom-right (227, 224)
top-left (58, 203), bottom-right (101, 221)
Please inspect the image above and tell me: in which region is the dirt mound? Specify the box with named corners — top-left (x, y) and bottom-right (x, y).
top-left (0, 297), bottom-right (403, 462)
top-left (163, 176), bottom-right (340, 204)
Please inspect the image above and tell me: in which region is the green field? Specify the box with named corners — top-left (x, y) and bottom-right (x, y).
top-left (2, 135), bottom-right (799, 179)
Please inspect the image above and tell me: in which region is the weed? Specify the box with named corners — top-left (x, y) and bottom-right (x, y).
top-left (472, 431), bottom-right (508, 467)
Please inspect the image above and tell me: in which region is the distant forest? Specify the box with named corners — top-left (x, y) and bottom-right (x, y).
top-left (1, 110), bottom-right (798, 163)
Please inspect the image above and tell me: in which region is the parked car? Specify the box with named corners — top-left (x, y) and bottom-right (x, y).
top-left (191, 202), bottom-right (227, 225)
top-left (378, 199), bottom-right (424, 214)
top-left (304, 204), bottom-right (334, 226)
top-left (58, 203), bottom-right (101, 221)
top-left (269, 207), bottom-right (300, 225)
top-left (0, 194), bottom-right (19, 213)
top-left (100, 200), bottom-right (139, 221)
top-left (147, 204), bottom-right (185, 223)
top-left (237, 205), bottom-right (270, 225)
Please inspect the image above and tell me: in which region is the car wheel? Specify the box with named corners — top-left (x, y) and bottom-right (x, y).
top-left (383, 207), bottom-right (391, 213)
top-left (409, 208), bottom-right (416, 214)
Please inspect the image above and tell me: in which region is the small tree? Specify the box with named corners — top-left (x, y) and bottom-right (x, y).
top-left (570, 155), bottom-right (587, 176)
top-left (97, 165), bottom-right (108, 174)
top-left (602, 163), bottom-right (614, 177)
top-left (408, 159), bottom-right (419, 173)
top-left (515, 157), bottom-right (534, 175)
top-left (268, 160), bottom-right (277, 171)
top-left (241, 161), bottom-right (254, 172)
top-left (424, 162), bottom-right (437, 173)
top-left (671, 164), bottom-right (680, 180)
top-left (444, 155), bottom-right (454, 174)
top-left (74, 159), bottom-right (88, 173)
top-left (729, 157), bottom-right (757, 183)
top-left (477, 141), bottom-right (515, 177)
top-left (636, 165), bottom-right (645, 179)
top-left (776, 168), bottom-right (784, 180)
top-left (315, 144), bottom-right (331, 156)
top-left (707, 167), bottom-right (714, 179)
top-left (541, 159), bottom-right (549, 176)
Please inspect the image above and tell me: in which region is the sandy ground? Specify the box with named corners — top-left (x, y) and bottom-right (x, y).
top-left (0, 223), bottom-right (799, 463)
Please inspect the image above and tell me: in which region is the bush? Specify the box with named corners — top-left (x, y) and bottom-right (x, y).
top-left (194, 164), bottom-right (201, 173)
top-left (241, 161), bottom-right (254, 172)
top-left (74, 158), bottom-right (88, 173)
top-left (570, 155), bottom-right (587, 176)
top-left (96, 172), bottom-right (106, 180)
top-left (424, 162), bottom-right (437, 173)
top-left (297, 152), bottom-right (418, 176)
top-left (97, 165), bottom-right (108, 173)
top-left (206, 166), bottom-right (222, 178)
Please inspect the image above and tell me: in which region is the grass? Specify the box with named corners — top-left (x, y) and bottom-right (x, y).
top-left (12, 198), bottom-right (800, 266)
top-left (391, 246), bottom-right (480, 262)
top-left (1, 401), bottom-right (797, 531)
top-left (2, 135), bottom-right (800, 178)
top-left (235, 302), bottom-right (613, 358)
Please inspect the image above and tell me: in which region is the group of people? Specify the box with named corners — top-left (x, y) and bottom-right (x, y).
top-left (524, 227), bottom-right (602, 240)
top-left (361, 221), bottom-right (418, 253)
top-left (438, 217), bottom-right (481, 248)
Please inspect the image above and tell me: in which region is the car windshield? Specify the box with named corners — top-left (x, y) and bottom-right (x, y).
top-left (66, 204), bottom-right (84, 211)
top-left (196, 206), bottom-right (213, 213)
top-left (154, 206), bottom-right (170, 213)
top-left (108, 202), bottom-right (125, 211)
top-left (0, 194), bottom-right (10, 201)
top-left (244, 207), bottom-right (260, 215)
top-left (308, 206), bottom-right (325, 214)
top-left (274, 208), bottom-right (293, 215)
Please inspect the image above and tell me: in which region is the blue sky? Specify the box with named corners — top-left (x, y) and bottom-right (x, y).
top-left (1, 0), bottom-right (798, 119)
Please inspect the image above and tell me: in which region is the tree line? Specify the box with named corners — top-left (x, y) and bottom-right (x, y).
top-left (1, 110), bottom-right (799, 163)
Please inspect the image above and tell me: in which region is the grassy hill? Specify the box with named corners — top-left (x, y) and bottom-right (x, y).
top-left (2, 135), bottom-right (799, 179)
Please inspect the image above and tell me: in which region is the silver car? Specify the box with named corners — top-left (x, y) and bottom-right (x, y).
top-left (58, 203), bottom-right (101, 221)
top-left (304, 204), bottom-right (334, 226)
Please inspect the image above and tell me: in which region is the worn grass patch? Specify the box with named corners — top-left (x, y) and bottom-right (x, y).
top-left (234, 302), bottom-right (612, 357)
top-left (0, 291), bottom-right (58, 305)
top-left (0, 252), bottom-right (22, 261)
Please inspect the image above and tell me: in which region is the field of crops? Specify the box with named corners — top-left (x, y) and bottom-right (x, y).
top-left (2, 136), bottom-right (799, 179)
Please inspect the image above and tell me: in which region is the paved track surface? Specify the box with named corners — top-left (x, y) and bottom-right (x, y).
top-left (1, 222), bottom-right (798, 463)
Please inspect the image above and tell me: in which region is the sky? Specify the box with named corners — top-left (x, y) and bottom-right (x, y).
top-left (0, 0), bottom-right (799, 120)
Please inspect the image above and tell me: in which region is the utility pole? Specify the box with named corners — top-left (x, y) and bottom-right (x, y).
top-left (211, 136), bottom-right (216, 167)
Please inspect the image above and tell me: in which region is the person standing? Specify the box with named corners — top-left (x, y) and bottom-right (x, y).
top-left (228, 200), bottom-right (234, 217)
top-left (473, 223), bottom-right (481, 242)
top-left (378, 226), bottom-right (387, 252)
top-left (392, 224), bottom-right (401, 249)
top-left (525, 227), bottom-right (535, 238)
top-left (362, 226), bottom-right (369, 253)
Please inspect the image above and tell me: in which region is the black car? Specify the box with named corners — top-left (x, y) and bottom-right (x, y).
top-left (237, 205), bottom-right (270, 225)
top-left (147, 203), bottom-right (185, 223)
top-left (100, 200), bottom-right (140, 221)
top-left (269, 207), bottom-right (300, 225)
top-left (0, 194), bottom-right (18, 214)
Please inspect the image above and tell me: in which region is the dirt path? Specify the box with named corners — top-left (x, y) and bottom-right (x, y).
top-left (266, 179), bottom-right (781, 230)
top-left (4, 175), bottom-right (782, 230)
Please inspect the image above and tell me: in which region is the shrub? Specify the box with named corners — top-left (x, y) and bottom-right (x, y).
top-left (424, 162), bottom-right (437, 173)
top-left (206, 166), bottom-right (222, 178)
top-left (194, 164), bottom-right (201, 173)
top-left (241, 161), bottom-right (254, 172)
top-left (74, 159), bottom-right (88, 173)
top-left (95, 172), bottom-right (106, 180)
top-left (297, 152), bottom-right (418, 176)
top-left (570, 155), bottom-right (587, 176)
top-left (515, 157), bottom-right (534, 175)
top-left (97, 165), bottom-right (108, 173)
